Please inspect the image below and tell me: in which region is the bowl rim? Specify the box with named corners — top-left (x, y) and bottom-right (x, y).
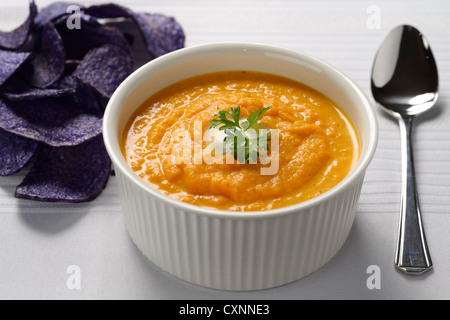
top-left (103, 42), bottom-right (379, 220)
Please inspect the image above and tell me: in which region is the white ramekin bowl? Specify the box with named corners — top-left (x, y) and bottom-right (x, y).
top-left (103, 42), bottom-right (378, 291)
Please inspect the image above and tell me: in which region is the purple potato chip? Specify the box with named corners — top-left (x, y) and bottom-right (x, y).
top-left (0, 0), bottom-right (37, 50)
top-left (0, 50), bottom-right (31, 86)
top-left (54, 75), bottom-right (103, 115)
top-left (2, 87), bottom-right (75, 101)
top-left (133, 13), bottom-right (185, 58)
top-left (73, 44), bottom-right (134, 99)
top-left (53, 11), bottom-right (101, 27)
top-left (0, 76), bottom-right (75, 101)
top-left (0, 128), bottom-right (38, 176)
top-left (23, 23), bottom-right (65, 88)
top-left (34, 2), bottom-right (84, 29)
top-left (15, 136), bottom-right (111, 203)
top-left (54, 13), bottom-right (131, 60)
top-left (85, 3), bottom-right (185, 58)
top-left (0, 97), bottom-right (103, 147)
top-left (84, 3), bottom-right (130, 19)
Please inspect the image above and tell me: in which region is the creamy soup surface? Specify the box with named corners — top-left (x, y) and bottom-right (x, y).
top-left (122, 71), bottom-right (360, 211)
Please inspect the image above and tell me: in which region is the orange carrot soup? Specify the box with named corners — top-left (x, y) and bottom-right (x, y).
top-left (121, 71), bottom-right (360, 211)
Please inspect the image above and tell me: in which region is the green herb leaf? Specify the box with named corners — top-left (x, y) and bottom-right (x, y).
top-left (246, 106), bottom-right (271, 131)
top-left (210, 106), bottom-right (272, 163)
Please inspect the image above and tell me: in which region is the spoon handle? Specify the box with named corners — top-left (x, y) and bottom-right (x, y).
top-left (395, 116), bottom-right (433, 275)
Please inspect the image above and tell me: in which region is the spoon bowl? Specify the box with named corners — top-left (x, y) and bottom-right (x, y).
top-left (371, 25), bottom-right (438, 275)
top-left (372, 25), bottom-right (439, 117)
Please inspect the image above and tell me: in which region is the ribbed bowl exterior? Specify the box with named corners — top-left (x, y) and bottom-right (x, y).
top-left (116, 170), bottom-right (365, 291)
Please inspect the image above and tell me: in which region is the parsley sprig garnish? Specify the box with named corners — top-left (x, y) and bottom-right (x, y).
top-left (210, 106), bottom-right (272, 164)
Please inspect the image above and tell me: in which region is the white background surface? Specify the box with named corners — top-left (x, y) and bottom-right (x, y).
top-left (1, 0), bottom-right (450, 300)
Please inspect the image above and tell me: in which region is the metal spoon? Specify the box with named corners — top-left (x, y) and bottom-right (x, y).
top-left (371, 25), bottom-right (438, 275)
